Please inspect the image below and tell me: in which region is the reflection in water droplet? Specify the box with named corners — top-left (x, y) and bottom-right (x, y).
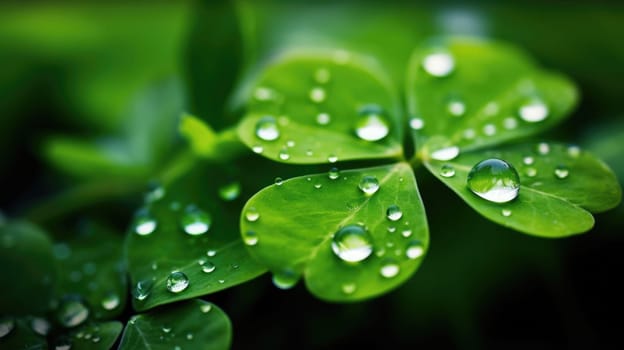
top-left (316, 113), bottom-right (331, 125)
top-left (430, 146), bottom-right (459, 161)
top-left (328, 167), bottom-right (340, 180)
top-left (331, 225), bottom-right (373, 263)
top-left (166, 271), bottom-right (189, 293)
top-left (440, 164), bottom-right (456, 178)
top-left (501, 209), bottom-right (512, 217)
top-left (314, 68), bottom-right (331, 84)
top-left (519, 99), bottom-right (549, 123)
top-left (101, 293), bottom-right (120, 311)
top-left (272, 269), bottom-right (300, 290)
top-left (358, 175), bottom-right (380, 195)
top-left (181, 205), bottom-right (211, 236)
top-left (201, 262), bottom-right (216, 273)
top-left (57, 296), bottom-right (89, 328)
top-left (255, 116), bottom-right (280, 141)
top-left (342, 283), bottom-right (356, 295)
top-left (554, 165), bottom-right (570, 179)
top-left (386, 205), bottom-right (403, 221)
top-left (380, 260), bottom-right (400, 278)
top-left (243, 231), bottom-right (259, 246)
top-left (406, 240), bottom-right (425, 259)
top-left (218, 182), bottom-right (241, 201)
top-left (309, 87), bottom-right (326, 103)
top-left (467, 158), bottom-right (520, 203)
top-left (409, 118), bottom-right (425, 130)
top-left (422, 52), bottom-right (455, 77)
top-left (134, 209), bottom-right (157, 236)
top-left (245, 207), bottom-right (260, 222)
top-left (355, 105), bottom-right (390, 142)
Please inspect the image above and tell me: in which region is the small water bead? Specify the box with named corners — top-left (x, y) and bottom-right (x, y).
top-left (314, 67), bottom-right (331, 84)
top-left (422, 52), bottom-right (455, 77)
top-left (463, 128), bottom-right (476, 140)
top-left (328, 167), bottom-right (340, 180)
top-left (380, 260), bottom-right (400, 278)
top-left (218, 279), bottom-right (225, 284)
top-left (186, 333), bottom-right (194, 340)
top-left (55, 340), bottom-right (72, 350)
top-left (342, 283), bottom-right (357, 295)
top-left (525, 167), bottom-right (537, 177)
top-left (401, 229), bottom-right (413, 238)
top-left (483, 124), bottom-right (496, 136)
top-left (518, 99), bottom-right (549, 123)
top-left (328, 154), bottom-right (338, 163)
top-left (162, 326), bottom-right (172, 333)
top-left (314, 183), bottom-right (322, 189)
top-left (430, 146), bottom-right (459, 161)
top-left (30, 317), bottom-right (51, 336)
top-left (272, 269), bottom-right (300, 290)
top-left (567, 145), bottom-right (581, 158)
top-left (406, 240), bottom-right (425, 259)
top-left (409, 117), bottom-right (425, 130)
top-left (358, 175), bottom-right (380, 195)
top-left (484, 102), bottom-right (500, 116)
top-left (218, 182), bottom-right (241, 201)
top-left (145, 183), bottom-right (166, 203)
top-left (447, 99), bottom-right (466, 117)
top-left (316, 112), bottom-right (331, 125)
top-left (503, 117), bottom-right (518, 130)
top-left (309, 87), bottom-right (326, 103)
top-left (440, 164), bottom-right (456, 178)
top-left (252, 145), bottom-right (264, 154)
top-left (467, 158), bottom-right (520, 203)
top-left (0, 318), bottom-right (14, 338)
top-left (133, 210), bottom-right (157, 236)
top-left (501, 209), bottom-right (512, 217)
top-left (181, 205), bottom-right (211, 236)
top-left (537, 142), bottom-right (550, 155)
top-left (133, 279), bottom-right (153, 301)
top-left (331, 224), bottom-right (374, 263)
top-left (101, 293), bottom-right (120, 311)
top-left (554, 165), bottom-right (570, 179)
top-left (306, 149), bottom-right (313, 157)
top-left (243, 230), bottom-right (259, 246)
top-left (386, 205), bottom-right (403, 221)
top-left (200, 304), bottom-right (213, 313)
top-left (253, 86), bottom-right (275, 101)
top-left (206, 249), bottom-right (217, 257)
top-left (274, 177), bottom-right (283, 186)
top-left (245, 207), bottom-right (260, 222)
top-left (286, 140), bottom-right (295, 147)
top-left (523, 156), bottom-right (535, 165)
top-left (57, 297), bottom-right (89, 328)
top-left (92, 336), bottom-right (100, 343)
top-left (355, 105), bottom-right (390, 141)
top-left (255, 116), bottom-right (280, 141)
top-left (166, 271), bottom-right (189, 293)
top-left (387, 226), bottom-right (396, 233)
top-left (278, 148), bottom-right (290, 161)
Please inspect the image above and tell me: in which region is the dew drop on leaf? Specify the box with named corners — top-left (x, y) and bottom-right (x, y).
top-left (386, 205), bottom-right (403, 221)
top-left (467, 158), bottom-right (520, 203)
top-left (253, 86), bottom-right (275, 101)
top-left (331, 224), bottom-right (373, 263)
top-left (525, 167), bottom-right (537, 177)
top-left (166, 271), bottom-right (189, 293)
top-left (245, 207), bottom-right (260, 222)
top-left (218, 182), bottom-right (241, 201)
top-left (206, 249), bottom-right (217, 257)
top-left (446, 98), bottom-right (466, 117)
top-left (30, 317), bottom-right (50, 336)
top-left (537, 142), bottom-right (550, 155)
top-left (316, 112), bottom-right (331, 125)
top-left (409, 117), bottom-right (425, 130)
top-left (132, 279), bottom-right (153, 301)
top-left (200, 304), bottom-right (212, 313)
top-left (422, 52), bottom-right (455, 77)
top-left (380, 260), bottom-right (400, 278)
top-left (342, 283), bottom-right (357, 295)
top-left (554, 165), bottom-right (570, 179)
top-left (252, 145), bottom-right (264, 154)
top-left (255, 116), bottom-right (280, 141)
top-left (309, 87), bottom-right (326, 103)
top-left (278, 148), bottom-right (290, 161)
top-left (406, 240), bottom-right (425, 259)
top-left (518, 98), bottom-right (549, 123)
top-left (328, 154), bottom-right (338, 163)
top-left (523, 156), bottom-right (534, 165)
top-left (355, 104), bottom-right (390, 141)
top-left (57, 296), bottom-right (89, 328)
top-left (271, 269), bottom-right (300, 290)
top-left (274, 177), bottom-right (283, 186)
top-left (328, 167), bottom-right (340, 180)
top-left (180, 205), bottom-right (211, 236)
top-left (503, 117), bottom-right (518, 130)
top-left (483, 123), bottom-right (496, 136)
top-left (201, 261), bottom-right (216, 273)
top-left (133, 209), bottom-right (157, 236)
top-left (501, 209), bottom-right (512, 217)
top-left (314, 67), bottom-right (331, 84)
top-left (0, 318), bottom-right (15, 338)
top-left (243, 230), bottom-right (259, 246)
top-left (101, 292), bottom-right (120, 311)
top-left (440, 164), bottom-right (456, 178)
top-left (567, 145), bottom-right (581, 158)
top-left (358, 175), bottom-right (380, 195)
top-left (430, 146), bottom-right (459, 161)
top-left (401, 229), bottom-right (413, 238)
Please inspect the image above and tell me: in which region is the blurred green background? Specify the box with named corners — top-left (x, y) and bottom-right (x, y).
top-left (1, 1), bottom-right (623, 349)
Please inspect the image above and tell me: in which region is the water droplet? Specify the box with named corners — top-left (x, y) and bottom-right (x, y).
top-left (342, 283), bottom-right (356, 294)
top-left (133, 209), bottom-right (157, 236)
top-left (554, 165), bottom-right (570, 179)
top-left (255, 116), bottom-right (280, 141)
top-left (380, 260), bottom-right (400, 278)
top-left (467, 158), bottom-right (520, 203)
top-left (166, 271), bottom-right (189, 293)
top-left (483, 124), bottom-right (496, 136)
top-left (430, 146), bottom-right (459, 161)
top-left (101, 292), bottom-right (120, 311)
top-left (305, 149), bottom-right (313, 156)
top-left (501, 209), bottom-right (512, 217)
top-left (57, 296), bottom-right (89, 328)
top-left (309, 87), bottom-right (326, 103)
top-left (314, 183), bottom-right (322, 189)
top-left (0, 318), bottom-right (14, 338)
top-left (406, 240), bottom-right (425, 259)
top-left (54, 339), bottom-right (72, 350)
top-left (245, 207), bottom-right (260, 222)
top-left (567, 145), bottom-right (581, 158)
top-left (525, 167), bottom-right (537, 177)
top-left (274, 177), bottom-right (283, 186)
top-left (387, 226), bottom-right (396, 233)
top-left (409, 117), bottom-right (425, 130)
top-left (401, 229), bottom-right (413, 238)
top-left (218, 182), bottom-right (241, 201)
top-left (202, 262), bottom-right (216, 273)
top-left (200, 304), bottom-right (213, 313)
top-left (355, 104), bottom-right (390, 141)
top-left (484, 102), bottom-right (500, 116)
top-left (272, 269), bottom-right (300, 290)
top-left (331, 224), bottom-right (373, 263)
top-left (537, 142), bottom-right (550, 155)
top-left (422, 52), bottom-right (455, 77)
top-left (386, 205), bottom-right (403, 221)
top-left (358, 175), bottom-right (380, 195)
top-left (328, 154), bottom-right (338, 163)
top-left (145, 182), bottom-right (166, 203)
top-left (252, 145), bottom-right (264, 154)
top-left (30, 317), bottom-right (50, 336)
top-left (218, 279), bottom-right (225, 284)
top-left (133, 279), bottom-right (153, 301)
top-left (206, 249), bottom-right (217, 257)
top-left (316, 112), bottom-right (331, 125)
top-left (314, 68), bottom-right (331, 84)
top-left (503, 117), bottom-right (518, 130)
top-left (243, 230), bottom-right (259, 246)
top-left (328, 167), bottom-right (340, 180)
top-left (440, 164), bottom-right (455, 178)
top-left (278, 148), bottom-right (290, 161)
top-left (523, 156), bottom-right (534, 165)
top-left (519, 99), bottom-right (549, 122)
top-left (286, 140), bottom-right (295, 147)
top-left (151, 262), bottom-right (157, 270)
top-left (253, 86), bottom-right (275, 101)
top-left (186, 333), bottom-right (194, 340)
top-left (180, 205), bottom-right (211, 236)
top-left (463, 128), bottom-right (476, 140)
top-left (92, 336), bottom-right (100, 343)
top-left (162, 326), bottom-right (172, 333)
top-left (447, 98), bottom-right (466, 117)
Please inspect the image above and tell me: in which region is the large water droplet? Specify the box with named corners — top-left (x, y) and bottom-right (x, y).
top-left (358, 175), bottom-right (380, 195)
top-left (218, 182), bottom-right (241, 201)
top-left (406, 240), bottom-right (425, 259)
top-left (422, 52), bottom-right (455, 77)
top-left (272, 269), bottom-right (300, 290)
top-left (133, 209), bottom-right (157, 236)
top-left (0, 318), bottom-right (14, 338)
top-left (309, 87), bottom-right (326, 103)
top-left (518, 99), bottom-right (549, 123)
top-left (554, 165), bottom-right (569, 179)
top-left (440, 164), bottom-right (456, 178)
top-left (243, 230), bottom-right (259, 246)
top-left (57, 296), bottom-right (89, 328)
top-left (467, 158), bottom-right (520, 203)
top-left (355, 105), bottom-right (390, 141)
top-left (101, 293), bottom-right (120, 311)
top-left (380, 260), bottom-right (400, 278)
top-left (30, 317), bottom-right (50, 336)
top-left (166, 271), bottom-right (189, 293)
top-left (180, 205), bottom-right (211, 236)
top-left (132, 279), bottom-right (153, 301)
top-left (430, 146), bottom-right (459, 161)
top-left (245, 207), bottom-right (260, 222)
top-left (386, 205), bottom-right (403, 221)
top-left (331, 224), bottom-right (373, 263)
top-left (255, 116), bottom-right (280, 141)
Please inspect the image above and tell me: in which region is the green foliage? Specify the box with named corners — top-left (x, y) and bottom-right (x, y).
top-left (63, 321), bottom-right (123, 350)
